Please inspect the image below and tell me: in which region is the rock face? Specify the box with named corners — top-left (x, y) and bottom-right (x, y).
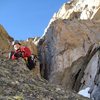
top-left (38, 0), bottom-right (100, 95)
top-left (39, 19), bottom-right (100, 91)
top-left (52, 0), bottom-right (100, 20)
top-left (0, 56), bottom-right (89, 100)
top-left (0, 25), bottom-right (13, 51)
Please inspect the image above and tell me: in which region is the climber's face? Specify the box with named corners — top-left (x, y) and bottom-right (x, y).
top-left (14, 44), bottom-right (20, 50)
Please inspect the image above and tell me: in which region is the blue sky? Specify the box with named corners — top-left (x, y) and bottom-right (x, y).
top-left (0, 0), bottom-right (68, 40)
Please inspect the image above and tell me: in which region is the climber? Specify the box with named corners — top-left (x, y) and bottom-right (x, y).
top-left (10, 40), bottom-right (36, 70)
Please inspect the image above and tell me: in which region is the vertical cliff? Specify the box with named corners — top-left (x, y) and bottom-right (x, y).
top-left (38, 0), bottom-right (100, 94)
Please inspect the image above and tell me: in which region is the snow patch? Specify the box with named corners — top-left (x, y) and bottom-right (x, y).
top-left (78, 87), bottom-right (90, 98)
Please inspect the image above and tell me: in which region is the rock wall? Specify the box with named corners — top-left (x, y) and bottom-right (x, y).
top-left (0, 25), bottom-right (13, 51)
top-left (38, 1), bottom-right (100, 96)
top-left (39, 19), bottom-right (100, 92)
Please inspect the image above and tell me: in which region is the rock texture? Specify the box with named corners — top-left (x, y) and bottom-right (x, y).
top-left (38, 0), bottom-right (100, 96)
top-left (1, 0), bottom-right (100, 99)
top-left (0, 56), bottom-right (89, 100)
top-left (52, 0), bottom-right (100, 20)
top-left (0, 25), bottom-right (13, 51)
top-left (39, 19), bottom-right (100, 91)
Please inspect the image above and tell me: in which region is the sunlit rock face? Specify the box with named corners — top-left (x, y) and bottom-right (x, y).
top-left (52, 0), bottom-right (100, 20)
top-left (0, 25), bottom-right (13, 51)
top-left (39, 19), bottom-right (100, 92)
top-left (38, 0), bottom-right (100, 94)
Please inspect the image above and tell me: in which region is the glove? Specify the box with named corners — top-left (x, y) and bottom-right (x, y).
top-left (14, 51), bottom-right (23, 58)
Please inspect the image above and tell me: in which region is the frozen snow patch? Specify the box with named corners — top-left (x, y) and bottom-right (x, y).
top-left (78, 87), bottom-right (90, 98)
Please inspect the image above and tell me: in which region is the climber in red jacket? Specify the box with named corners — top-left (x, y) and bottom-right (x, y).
top-left (11, 40), bottom-right (31, 60)
top-left (10, 40), bottom-right (36, 70)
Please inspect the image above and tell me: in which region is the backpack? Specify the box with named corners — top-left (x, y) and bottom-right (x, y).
top-left (26, 54), bottom-right (38, 70)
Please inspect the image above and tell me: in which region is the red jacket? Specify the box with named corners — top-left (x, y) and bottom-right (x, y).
top-left (12, 46), bottom-right (31, 60)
